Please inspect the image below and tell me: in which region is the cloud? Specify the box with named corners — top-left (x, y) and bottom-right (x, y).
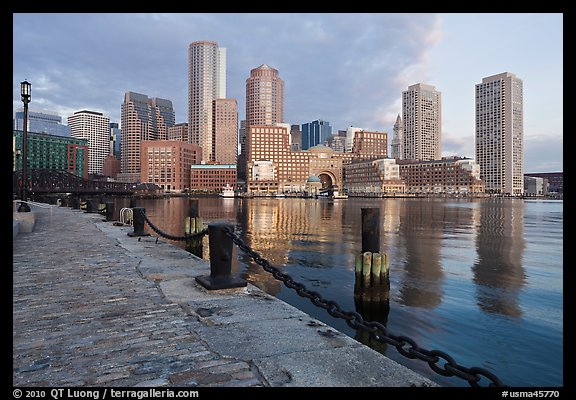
top-left (13, 13), bottom-right (443, 135)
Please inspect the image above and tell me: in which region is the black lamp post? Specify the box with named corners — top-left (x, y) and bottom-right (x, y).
top-left (18, 80), bottom-right (31, 212)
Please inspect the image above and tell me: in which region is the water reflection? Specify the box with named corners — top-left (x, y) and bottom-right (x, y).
top-left (472, 199), bottom-right (526, 317)
top-left (108, 196), bottom-right (563, 386)
top-left (394, 200), bottom-right (444, 309)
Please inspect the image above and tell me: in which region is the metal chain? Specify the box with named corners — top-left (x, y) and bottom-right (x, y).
top-left (136, 208), bottom-right (208, 242)
top-left (223, 226), bottom-right (506, 388)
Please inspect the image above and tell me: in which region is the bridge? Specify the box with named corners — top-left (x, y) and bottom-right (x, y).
top-left (13, 169), bottom-right (135, 196)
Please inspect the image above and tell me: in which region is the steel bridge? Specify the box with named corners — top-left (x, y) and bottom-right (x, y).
top-left (13, 169), bottom-right (135, 196)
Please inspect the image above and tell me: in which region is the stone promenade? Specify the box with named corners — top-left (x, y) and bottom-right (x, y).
top-left (13, 204), bottom-right (437, 388)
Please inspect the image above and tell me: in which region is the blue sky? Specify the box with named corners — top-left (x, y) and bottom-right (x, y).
top-left (12, 13), bottom-right (563, 172)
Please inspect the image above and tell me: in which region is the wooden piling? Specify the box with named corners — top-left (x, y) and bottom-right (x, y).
top-left (185, 199), bottom-right (203, 258)
top-left (361, 208), bottom-right (380, 253)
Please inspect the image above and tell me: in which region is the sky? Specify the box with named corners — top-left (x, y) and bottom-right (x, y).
top-left (12, 13), bottom-right (563, 172)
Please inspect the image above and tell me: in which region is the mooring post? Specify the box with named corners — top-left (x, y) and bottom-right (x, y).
top-left (105, 202), bottom-right (115, 222)
top-left (195, 223), bottom-right (247, 290)
top-left (361, 208), bottom-right (380, 253)
top-left (184, 199), bottom-right (203, 258)
top-left (70, 195), bottom-right (80, 210)
top-left (128, 207), bottom-right (150, 237)
top-left (84, 198), bottom-right (97, 213)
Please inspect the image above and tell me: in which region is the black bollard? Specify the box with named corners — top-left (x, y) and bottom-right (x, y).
top-left (128, 207), bottom-right (150, 237)
top-left (85, 198), bottom-right (98, 213)
top-left (361, 208), bottom-right (380, 253)
top-left (185, 199), bottom-right (203, 258)
top-left (105, 202), bottom-right (115, 222)
top-left (71, 196), bottom-right (80, 210)
top-left (195, 224), bottom-right (247, 290)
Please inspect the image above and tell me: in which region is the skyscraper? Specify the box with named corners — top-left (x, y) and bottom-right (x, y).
top-left (239, 64), bottom-right (284, 182)
top-left (188, 40), bottom-right (226, 162)
top-left (14, 109), bottom-right (71, 137)
top-left (391, 114), bottom-right (403, 160)
top-left (245, 64), bottom-right (284, 127)
top-left (68, 110), bottom-right (110, 175)
top-left (402, 83), bottom-right (441, 161)
top-left (475, 72), bottom-right (524, 195)
top-left (301, 119), bottom-right (332, 150)
top-left (120, 91), bottom-right (175, 177)
top-left (213, 98), bottom-right (238, 165)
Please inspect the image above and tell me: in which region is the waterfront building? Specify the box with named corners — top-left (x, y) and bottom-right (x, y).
top-left (246, 125), bottom-right (354, 195)
top-left (14, 109), bottom-right (71, 137)
top-left (351, 130), bottom-right (388, 160)
top-left (397, 156), bottom-right (485, 195)
top-left (242, 64), bottom-right (284, 184)
top-left (13, 130), bottom-right (88, 178)
top-left (343, 158), bottom-right (406, 195)
top-left (327, 131), bottom-right (347, 153)
top-left (475, 72), bottom-right (524, 195)
top-left (402, 83), bottom-right (441, 161)
top-left (188, 40), bottom-right (227, 163)
top-left (524, 172), bottom-right (562, 195)
top-left (120, 91), bottom-right (175, 181)
top-left (301, 119), bottom-right (332, 150)
top-left (140, 140), bottom-right (201, 193)
top-left (190, 164), bottom-right (237, 194)
top-left (68, 110), bottom-right (110, 175)
top-left (524, 176), bottom-right (546, 197)
top-left (391, 114), bottom-right (403, 160)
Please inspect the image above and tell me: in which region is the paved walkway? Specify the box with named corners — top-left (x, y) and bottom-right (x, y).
top-left (13, 204), bottom-right (437, 388)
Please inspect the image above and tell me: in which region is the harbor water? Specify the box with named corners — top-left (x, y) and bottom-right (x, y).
top-left (112, 196), bottom-right (563, 387)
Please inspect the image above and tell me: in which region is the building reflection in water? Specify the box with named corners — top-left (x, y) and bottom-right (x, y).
top-left (236, 198), bottom-right (347, 295)
top-left (472, 199), bottom-right (526, 317)
top-left (394, 200), bottom-right (445, 309)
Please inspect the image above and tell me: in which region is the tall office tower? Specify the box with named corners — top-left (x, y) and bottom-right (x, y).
top-left (168, 123), bottom-right (190, 142)
top-left (110, 122), bottom-right (121, 159)
top-left (213, 98), bottom-right (238, 165)
top-left (68, 110), bottom-right (110, 175)
top-left (301, 119), bottom-right (332, 150)
top-left (245, 64), bottom-right (284, 127)
top-left (14, 109), bottom-right (71, 136)
top-left (188, 40), bottom-right (226, 162)
top-left (402, 83), bottom-right (441, 161)
top-left (120, 91), bottom-right (175, 175)
top-left (241, 64), bottom-right (284, 183)
top-left (391, 114), bottom-right (403, 159)
top-left (475, 72), bottom-right (524, 195)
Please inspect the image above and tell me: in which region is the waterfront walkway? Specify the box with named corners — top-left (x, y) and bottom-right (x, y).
top-left (13, 204), bottom-right (437, 387)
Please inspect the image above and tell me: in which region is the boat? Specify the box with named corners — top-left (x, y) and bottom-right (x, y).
top-left (332, 190), bottom-right (348, 199)
top-left (219, 184), bottom-right (235, 198)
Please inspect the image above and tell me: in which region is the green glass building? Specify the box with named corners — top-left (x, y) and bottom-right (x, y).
top-left (13, 130), bottom-right (89, 178)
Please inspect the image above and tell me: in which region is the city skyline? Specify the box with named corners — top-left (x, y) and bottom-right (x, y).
top-left (12, 13), bottom-right (563, 172)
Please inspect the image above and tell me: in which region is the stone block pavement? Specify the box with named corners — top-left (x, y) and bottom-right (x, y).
top-left (13, 204), bottom-right (438, 388)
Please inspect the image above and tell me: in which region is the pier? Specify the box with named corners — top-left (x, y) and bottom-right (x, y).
top-left (13, 203), bottom-right (437, 387)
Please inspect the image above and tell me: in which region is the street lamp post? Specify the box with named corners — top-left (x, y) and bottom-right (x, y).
top-left (18, 80), bottom-right (31, 212)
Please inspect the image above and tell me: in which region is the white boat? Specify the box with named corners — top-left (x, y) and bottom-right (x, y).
top-left (219, 184), bottom-right (235, 198)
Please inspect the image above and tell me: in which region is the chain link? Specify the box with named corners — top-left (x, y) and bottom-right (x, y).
top-left (137, 208), bottom-right (208, 242)
top-left (223, 226), bottom-right (506, 387)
